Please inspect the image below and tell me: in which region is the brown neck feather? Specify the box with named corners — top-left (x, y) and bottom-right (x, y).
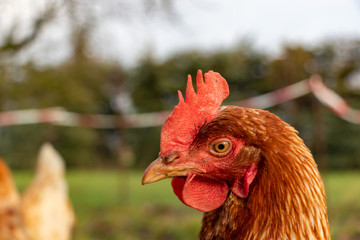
top-left (200, 107), bottom-right (330, 240)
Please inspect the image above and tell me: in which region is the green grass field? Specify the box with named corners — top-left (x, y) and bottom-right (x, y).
top-left (13, 170), bottom-right (360, 240)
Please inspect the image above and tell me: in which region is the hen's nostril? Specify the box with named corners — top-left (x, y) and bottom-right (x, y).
top-left (163, 153), bottom-right (179, 163)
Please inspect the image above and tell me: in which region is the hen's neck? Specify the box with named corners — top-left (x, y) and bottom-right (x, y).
top-left (200, 145), bottom-right (330, 240)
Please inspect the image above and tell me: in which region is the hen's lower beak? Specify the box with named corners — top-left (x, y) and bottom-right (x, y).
top-left (142, 157), bottom-right (194, 185)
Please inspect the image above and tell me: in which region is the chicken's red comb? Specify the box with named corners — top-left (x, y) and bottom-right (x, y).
top-left (160, 70), bottom-right (229, 155)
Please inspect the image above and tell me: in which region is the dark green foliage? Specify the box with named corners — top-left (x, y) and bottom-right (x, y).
top-left (0, 55), bottom-right (118, 168)
top-left (1, 41), bottom-right (360, 169)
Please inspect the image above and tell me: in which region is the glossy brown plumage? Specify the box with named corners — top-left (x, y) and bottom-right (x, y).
top-left (142, 70), bottom-right (330, 240)
top-left (199, 106), bottom-right (330, 240)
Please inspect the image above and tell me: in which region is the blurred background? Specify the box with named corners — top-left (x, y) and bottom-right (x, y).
top-left (1, 0), bottom-right (360, 239)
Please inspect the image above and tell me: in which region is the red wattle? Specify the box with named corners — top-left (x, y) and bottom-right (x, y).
top-left (171, 173), bottom-right (229, 212)
top-left (171, 177), bottom-right (186, 203)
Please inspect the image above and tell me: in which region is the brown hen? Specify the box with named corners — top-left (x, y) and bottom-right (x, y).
top-left (142, 70), bottom-right (330, 239)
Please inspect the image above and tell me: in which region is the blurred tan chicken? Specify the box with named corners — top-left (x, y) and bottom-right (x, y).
top-left (0, 159), bottom-right (29, 240)
top-left (21, 143), bottom-right (75, 240)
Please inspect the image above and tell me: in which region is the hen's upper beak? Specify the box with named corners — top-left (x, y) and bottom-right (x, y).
top-left (142, 155), bottom-right (198, 185)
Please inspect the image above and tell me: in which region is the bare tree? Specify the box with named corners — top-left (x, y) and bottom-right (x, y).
top-left (0, 0), bottom-right (61, 56)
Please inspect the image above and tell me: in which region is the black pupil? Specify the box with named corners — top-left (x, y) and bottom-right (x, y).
top-left (217, 143), bottom-right (225, 150)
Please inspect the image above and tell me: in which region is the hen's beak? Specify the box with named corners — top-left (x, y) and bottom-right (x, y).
top-left (142, 156), bottom-right (195, 185)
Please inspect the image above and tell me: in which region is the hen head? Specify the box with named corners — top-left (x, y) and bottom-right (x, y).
top-left (142, 70), bottom-right (330, 239)
top-left (142, 70), bottom-right (261, 212)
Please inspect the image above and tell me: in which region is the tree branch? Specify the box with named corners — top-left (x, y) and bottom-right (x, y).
top-left (0, 2), bottom-right (59, 54)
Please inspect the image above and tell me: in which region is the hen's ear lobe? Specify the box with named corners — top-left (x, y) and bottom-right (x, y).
top-left (230, 163), bottom-right (258, 198)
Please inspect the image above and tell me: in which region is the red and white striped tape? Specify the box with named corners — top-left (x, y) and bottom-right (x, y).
top-left (309, 75), bottom-right (360, 124)
top-left (234, 79), bottom-right (310, 109)
top-left (0, 108), bottom-right (172, 129)
top-left (0, 75), bottom-right (359, 128)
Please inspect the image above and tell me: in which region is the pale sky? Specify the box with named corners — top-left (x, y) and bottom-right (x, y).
top-left (89, 0), bottom-right (360, 65)
top-left (1, 0), bottom-right (360, 66)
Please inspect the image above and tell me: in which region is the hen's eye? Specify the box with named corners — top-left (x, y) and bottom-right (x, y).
top-left (210, 139), bottom-right (232, 156)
